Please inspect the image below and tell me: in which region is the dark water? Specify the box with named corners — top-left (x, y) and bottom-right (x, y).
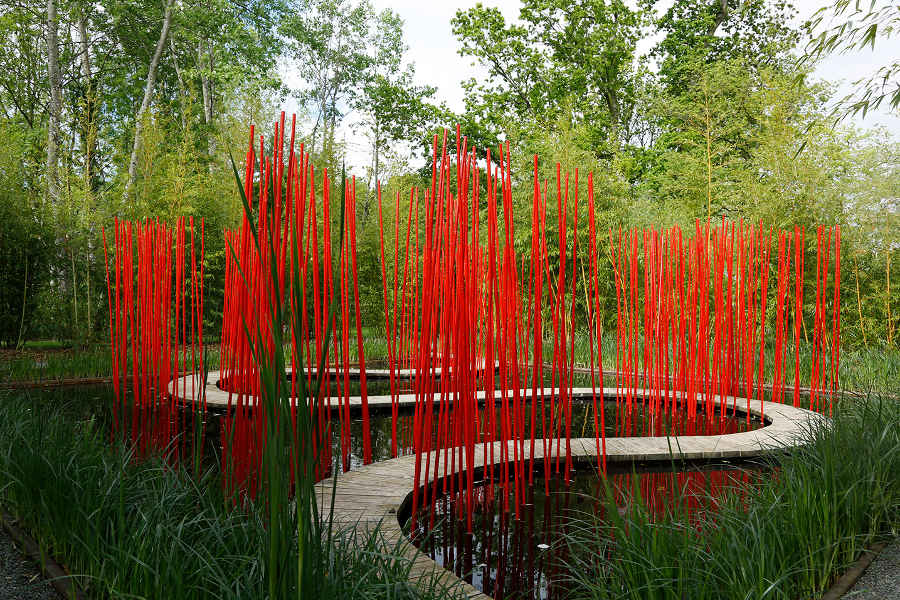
top-left (407, 462), bottom-right (765, 600)
top-left (212, 367), bottom-right (766, 472)
top-left (337, 400), bottom-right (762, 470)
top-left (219, 370), bottom-right (407, 398)
top-left (219, 358), bottom-right (495, 397)
top-left (17, 383), bottom-right (765, 488)
top-left (87, 386), bottom-right (765, 476)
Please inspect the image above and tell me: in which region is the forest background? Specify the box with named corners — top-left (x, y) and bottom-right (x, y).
top-left (1, 0), bottom-right (897, 351)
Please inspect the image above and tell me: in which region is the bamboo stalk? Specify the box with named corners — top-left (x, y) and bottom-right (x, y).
top-left (887, 251), bottom-right (893, 347)
top-left (854, 255), bottom-right (868, 348)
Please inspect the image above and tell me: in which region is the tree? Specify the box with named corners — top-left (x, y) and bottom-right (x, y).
top-left (653, 0), bottom-right (799, 93)
top-left (46, 0), bottom-right (61, 204)
top-left (0, 120), bottom-right (49, 347)
top-left (74, 1), bottom-right (99, 194)
top-left (124, 0), bottom-right (175, 199)
top-left (285, 0), bottom-right (374, 157)
top-left (451, 0), bottom-right (645, 156)
top-left (648, 59), bottom-right (760, 223)
top-left (170, 0), bottom-right (285, 160)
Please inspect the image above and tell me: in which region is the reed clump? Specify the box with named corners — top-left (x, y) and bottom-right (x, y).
top-left (562, 393), bottom-right (900, 600)
top-left (0, 386), bottom-right (464, 599)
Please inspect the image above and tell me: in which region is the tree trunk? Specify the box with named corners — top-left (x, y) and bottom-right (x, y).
top-left (199, 40), bottom-right (216, 166)
top-left (704, 94), bottom-right (713, 224)
top-left (78, 9), bottom-right (96, 193)
top-left (200, 42), bottom-right (214, 125)
top-left (70, 248), bottom-right (78, 338)
top-left (124, 0), bottom-right (175, 199)
top-left (603, 88), bottom-right (620, 137)
top-left (888, 252), bottom-right (893, 347)
top-left (708, 0), bottom-right (731, 37)
top-left (373, 119), bottom-right (380, 189)
top-left (171, 37), bottom-right (189, 131)
top-left (15, 260), bottom-right (28, 350)
top-left (854, 256), bottom-right (867, 348)
top-left (78, 13), bottom-right (92, 92)
top-left (86, 254), bottom-right (92, 337)
top-left (46, 0), bottom-right (62, 204)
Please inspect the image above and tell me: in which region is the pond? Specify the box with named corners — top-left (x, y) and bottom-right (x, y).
top-left (332, 399), bottom-right (762, 470)
top-left (12, 383), bottom-right (771, 600)
top-left (22, 383), bottom-right (764, 477)
top-left (406, 461), bottom-right (766, 600)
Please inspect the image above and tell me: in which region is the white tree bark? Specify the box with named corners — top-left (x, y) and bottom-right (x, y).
top-left (77, 10), bottom-right (92, 82)
top-left (199, 41), bottom-right (214, 125)
top-left (124, 0), bottom-right (175, 199)
top-left (78, 7), bottom-right (95, 189)
top-left (46, 0), bottom-right (62, 204)
top-left (170, 37), bottom-right (189, 131)
top-left (199, 40), bottom-right (215, 167)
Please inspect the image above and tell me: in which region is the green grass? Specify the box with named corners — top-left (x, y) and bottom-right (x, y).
top-left (14, 340), bottom-right (74, 350)
top-left (0, 344), bottom-right (226, 384)
top-left (0, 386), bottom-right (464, 600)
top-left (562, 393), bottom-right (900, 599)
top-left (0, 345), bottom-right (112, 383)
top-left (0, 330), bottom-right (390, 384)
top-left (6, 327), bottom-right (897, 399)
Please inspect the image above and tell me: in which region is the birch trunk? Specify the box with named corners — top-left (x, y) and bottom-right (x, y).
top-left (124, 0), bottom-right (175, 199)
top-left (199, 41), bottom-right (215, 166)
top-left (170, 38), bottom-right (189, 131)
top-left (78, 9), bottom-right (96, 191)
top-left (46, 0), bottom-right (62, 204)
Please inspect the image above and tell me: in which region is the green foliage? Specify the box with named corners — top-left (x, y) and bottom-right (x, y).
top-left (647, 58), bottom-right (759, 223)
top-left (1, 0), bottom-right (897, 352)
top-left (0, 121), bottom-right (50, 347)
top-left (654, 0), bottom-right (799, 92)
top-left (0, 386), bottom-right (464, 599)
top-left (452, 0), bottom-right (645, 155)
top-left (0, 346), bottom-right (115, 383)
top-left (284, 0), bottom-right (376, 158)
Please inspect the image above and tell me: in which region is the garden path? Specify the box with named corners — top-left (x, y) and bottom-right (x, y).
top-left (0, 527), bottom-right (60, 600)
top-left (846, 538), bottom-right (900, 599)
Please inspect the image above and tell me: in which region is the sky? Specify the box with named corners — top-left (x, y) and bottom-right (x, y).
top-left (367, 0), bottom-right (900, 135)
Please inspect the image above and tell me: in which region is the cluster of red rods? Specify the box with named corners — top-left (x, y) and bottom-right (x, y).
top-left (607, 221), bottom-right (842, 425)
top-left (102, 116), bottom-right (841, 528)
top-left (102, 217), bottom-right (205, 455)
top-left (394, 130), bottom-right (841, 531)
top-left (218, 114), bottom-right (372, 492)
